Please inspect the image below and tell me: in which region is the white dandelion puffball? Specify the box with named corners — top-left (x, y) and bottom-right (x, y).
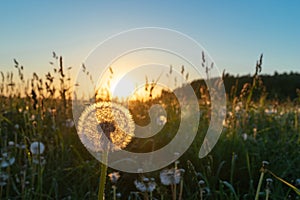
top-left (77, 101), bottom-right (135, 153)
top-left (30, 142), bottom-right (45, 155)
top-left (134, 180), bottom-right (147, 192)
top-left (160, 168), bottom-right (184, 185)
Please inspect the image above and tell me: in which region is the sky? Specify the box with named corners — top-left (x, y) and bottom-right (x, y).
top-left (1, 1), bottom-right (299, 81)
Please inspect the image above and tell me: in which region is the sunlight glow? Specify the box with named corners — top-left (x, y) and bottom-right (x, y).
top-left (110, 76), bottom-right (136, 99)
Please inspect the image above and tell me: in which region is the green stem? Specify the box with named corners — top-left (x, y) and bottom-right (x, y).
top-left (173, 183), bottom-right (177, 200)
top-left (178, 179), bottom-right (183, 200)
top-left (113, 185), bottom-right (116, 200)
top-left (265, 189), bottom-right (270, 200)
top-left (255, 171), bottom-right (264, 200)
top-left (230, 152), bottom-right (236, 185)
top-left (98, 152), bottom-right (108, 200)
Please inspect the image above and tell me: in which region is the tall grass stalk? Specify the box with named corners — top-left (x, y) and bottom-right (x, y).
top-left (230, 152), bottom-right (236, 185)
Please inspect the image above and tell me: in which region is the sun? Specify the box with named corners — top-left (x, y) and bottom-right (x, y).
top-left (110, 76), bottom-right (136, 99)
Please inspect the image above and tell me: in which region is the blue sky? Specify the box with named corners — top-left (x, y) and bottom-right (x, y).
top-left (0, 1), bottom-right (299, 78)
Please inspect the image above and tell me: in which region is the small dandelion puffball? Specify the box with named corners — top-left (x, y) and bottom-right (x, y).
top-left (160, 168), bottom-right (184, 185)
top-left (108, 172), bottom-right (120, 184)
top-left (77, 101), bottom-right (135, 153)
top-left (30, 142), bottom-right (45, 155)
top-left (134, 180), bottom-right (147, 192)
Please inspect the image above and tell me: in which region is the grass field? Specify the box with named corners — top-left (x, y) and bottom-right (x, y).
top-left (0, 54), bottom-right (299, 200)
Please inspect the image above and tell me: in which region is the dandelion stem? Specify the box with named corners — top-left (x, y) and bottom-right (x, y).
top-left (112, 185), bottom-right (116, 200)
top-left (98, 152), bottom-right (108, 200)
top-left (172, 184), bottom-right (177, 200)
top-left (178, 179), bottom-right (183, 200)
top-left (255, 169), bottom-right (264, 200)
top-left (265, 189), bottom-right (270, 200)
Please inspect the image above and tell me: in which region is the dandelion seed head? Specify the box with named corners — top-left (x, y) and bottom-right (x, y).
top-left (8, 141), bottom-right (15, 146)
top-left (142, 177), bottom-right (149, 182)
top-left (134, 177), bottom-right (156, 193)
top-left (266, 178), bottom-right (273, 184)
top-left (262, 160), bottom-right (269, 167)
top-left (198, 180), bottom-right (205, 185)
top-left (134, 180), bottom-right (147, 192)
top-left (147, 181), bottom-right (156, 192)
top-left (14, 124), bottom-right (19, 129)
top-left (108, 172), bottom-right (120, 184)
top-left (242, 133), bottom-right (248, 141)
top-left (1, 156), bottom-right (15, 168)
top-left (77, 101), bottom-right (135, 153)
top-left (160, 168), bottom-right (184, 185)
top-left (30, 142), bottom-right (45, 155)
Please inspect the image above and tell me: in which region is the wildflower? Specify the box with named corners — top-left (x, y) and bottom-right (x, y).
top-left (116, 193), bottom-right (121, 198)
top-left (0, 156), bottom-right (15, 168)
top-left (14, 124), bottom-right (19, 129)
top-left (160, 168), bottom-right (185, 185)
top-left (8, 141), bottom-right (15, 146)
top-left (242, 133), bottom-right (248, 141)
top-left (108, 172), bottom-right (120, 184)
top-left (30, 142), bottom-right (45, 155)
top-left (77, 102), bottom-right (135, 152)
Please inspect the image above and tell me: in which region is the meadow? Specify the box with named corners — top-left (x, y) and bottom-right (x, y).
top-left (0, 53), bottom-right (299, 200)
